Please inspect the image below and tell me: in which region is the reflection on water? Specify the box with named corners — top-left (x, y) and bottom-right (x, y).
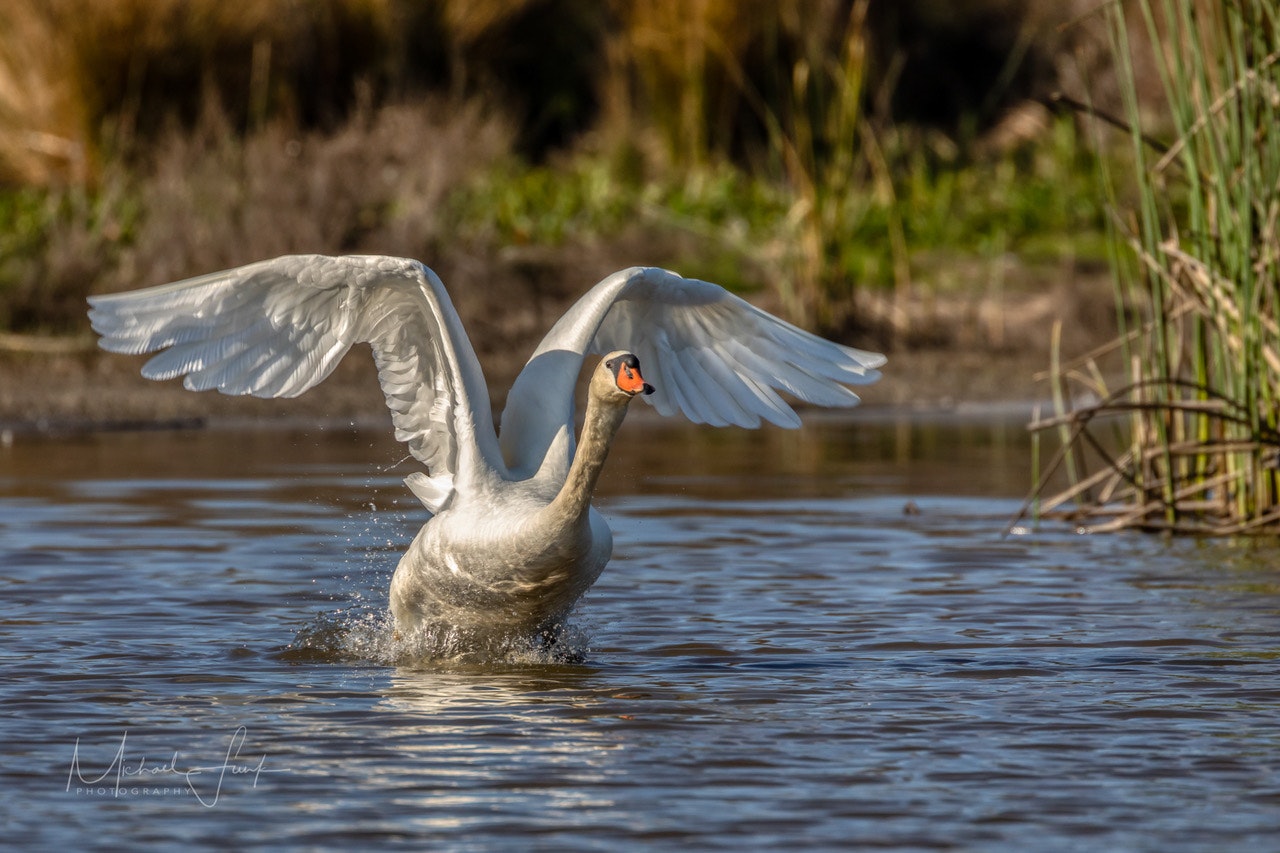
top-left (2, 414), bottom-right (1279, 850)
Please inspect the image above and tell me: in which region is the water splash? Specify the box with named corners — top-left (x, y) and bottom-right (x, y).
top-left (280, 605), bottom-right (590, 667)
top-left (283, 473), bottom-right (592, 666)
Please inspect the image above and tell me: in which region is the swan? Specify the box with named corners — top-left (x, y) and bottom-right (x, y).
top-left (88, 255), bottom-right (884, 645)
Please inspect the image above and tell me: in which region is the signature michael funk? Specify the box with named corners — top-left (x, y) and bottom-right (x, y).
top-left (66, 726), bottom-right (282, 807)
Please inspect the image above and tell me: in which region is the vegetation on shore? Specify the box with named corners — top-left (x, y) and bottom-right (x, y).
top-left (0, 0), bottom-right (1111, 346)
top-left (6, 1), bottom-right (1275, 538)
top-left (1026, 0), bottom-right (1280, 535)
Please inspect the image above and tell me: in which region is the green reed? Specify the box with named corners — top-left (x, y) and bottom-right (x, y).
top-left (1026, 0), bottom-right (1280, 533)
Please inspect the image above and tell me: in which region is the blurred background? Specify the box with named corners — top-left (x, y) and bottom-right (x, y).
top-left (0, 0), bottom-right (1163, 410)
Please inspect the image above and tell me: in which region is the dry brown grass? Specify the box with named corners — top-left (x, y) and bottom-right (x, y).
top-left (0, 0), bottom-right (612, 187)
top-left (2, 0), bottom-right (1121, 186)
top-left (0, 0), bottom-right (1141, 346)
top-left (2, 97), bottom-right (512, 332)
top-left (0, 3), bottom-right (90, 186)
top-left (0, 0), bottom-right (398, 186)
top-left (119, 97), bottom-right (512, 285)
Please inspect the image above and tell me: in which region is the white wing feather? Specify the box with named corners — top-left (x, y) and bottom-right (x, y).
top-left (91, 260), bottom-right (883, 501)
top-left (88, 254), bottom-right (505, 512)
top-left (499, 266), bottom-right (884, 479)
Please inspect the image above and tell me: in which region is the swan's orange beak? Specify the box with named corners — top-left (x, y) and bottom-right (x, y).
top-left (617, 363), bottom-right (655, 396)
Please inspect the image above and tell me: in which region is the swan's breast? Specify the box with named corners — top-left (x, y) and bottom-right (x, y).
top-left (389, 486), bottom-right (612, 632)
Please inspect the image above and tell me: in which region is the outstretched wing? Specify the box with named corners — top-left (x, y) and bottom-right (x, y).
top-left (499, 266), bottom-right (884, 479)
top-left (88, 254), bottom-right (505, 511)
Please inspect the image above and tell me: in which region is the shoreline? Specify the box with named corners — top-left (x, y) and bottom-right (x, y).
top-left (1, 264), bottom-right (1115, 438)
top-left (1, 347), bottom-right (1055, 439)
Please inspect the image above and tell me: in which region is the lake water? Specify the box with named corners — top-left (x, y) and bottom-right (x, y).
top-left (2, 413), bottom-right (1279, 850)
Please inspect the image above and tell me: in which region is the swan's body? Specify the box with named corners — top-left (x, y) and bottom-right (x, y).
top-left (389, 352), bottom-right (643, 639)
top-left (88, 255), bottom-right (884, 643)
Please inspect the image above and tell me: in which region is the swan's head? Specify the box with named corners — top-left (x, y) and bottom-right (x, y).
top-left (598, 351), bottom-right (655, 402)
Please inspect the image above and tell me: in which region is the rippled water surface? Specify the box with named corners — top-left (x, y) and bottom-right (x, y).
top-left (3, 414), bottom-right (1280, 850)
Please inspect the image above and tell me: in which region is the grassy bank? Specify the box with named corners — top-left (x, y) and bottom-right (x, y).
top-left (0, 0), bottom-right (1116, 350)
top-left (0, 99), bottom-right (1108, 342)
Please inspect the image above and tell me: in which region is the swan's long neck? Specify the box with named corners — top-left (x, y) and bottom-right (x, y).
top-left (548, 391), bottom-right (630, 525)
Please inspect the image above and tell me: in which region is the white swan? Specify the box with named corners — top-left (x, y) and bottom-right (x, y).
top-left (88, 255), bottom-right (884, 644)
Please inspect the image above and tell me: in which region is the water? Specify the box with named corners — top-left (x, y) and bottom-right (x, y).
top-left (3, 414), bottom-right (1279, 850)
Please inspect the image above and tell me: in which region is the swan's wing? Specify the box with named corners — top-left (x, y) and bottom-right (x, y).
top-left (499, 266), bottom-right (884, 475)
top-left (88, 254), bottom-right (505, 511)
top-left (590, 269), bottom-right (885, 427)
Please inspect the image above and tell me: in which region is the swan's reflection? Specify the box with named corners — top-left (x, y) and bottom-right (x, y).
top-left (346, 665), bottom-right (628, 830)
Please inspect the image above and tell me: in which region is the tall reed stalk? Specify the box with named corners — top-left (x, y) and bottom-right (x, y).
top-left (608, 0), bottom-right (876, 331)
top-left (1023, 0), bottom-right (1280, 534)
